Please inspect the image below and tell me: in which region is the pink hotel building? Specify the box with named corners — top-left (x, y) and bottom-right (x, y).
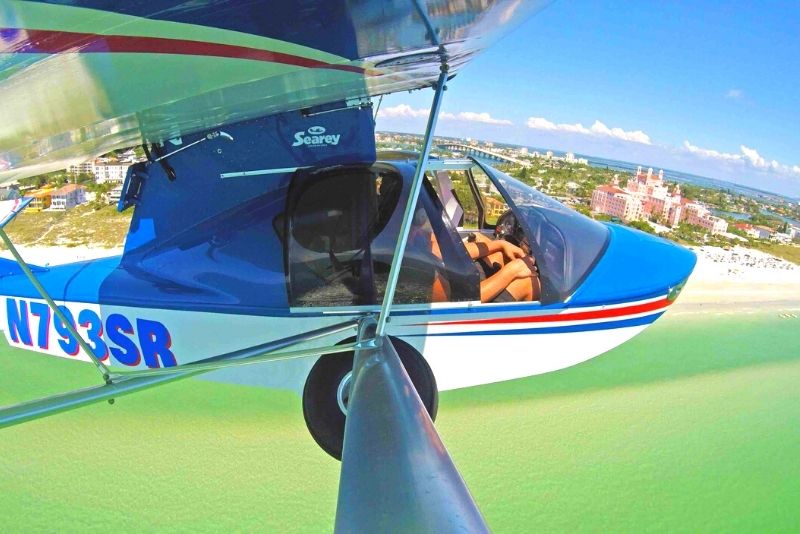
top-left (591, 167), bottom-right (728, 235)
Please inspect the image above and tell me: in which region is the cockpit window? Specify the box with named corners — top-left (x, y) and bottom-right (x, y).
top-left (479, 163), bottom-right (610, 302)
top-left (427, 170), bottom-right (479, 229)
top-left (291, 168), bottom-right (396, 254)
top-left (286, 165), bottom-right (479, 307)
top-left (471, 166), bottom-right (509, 226)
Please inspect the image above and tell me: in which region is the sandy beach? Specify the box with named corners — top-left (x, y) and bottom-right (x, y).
top-left (1, 243), bottom-right (798, 310)
top-left (677, 245), bottom-right (800, 311)
top-left (0, 245), bottom-right (123, 267)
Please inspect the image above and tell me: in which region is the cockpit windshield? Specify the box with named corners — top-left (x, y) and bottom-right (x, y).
top-left (479, 163), bottom-right (610, 302)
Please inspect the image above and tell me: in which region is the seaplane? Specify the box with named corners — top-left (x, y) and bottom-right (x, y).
top-left (0, 1), bottom-right (695, 531)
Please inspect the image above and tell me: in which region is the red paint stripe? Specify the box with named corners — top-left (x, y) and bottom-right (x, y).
top-left (1, 28), bottom-right (365, 74)
top-left (424, 298), bottom-right (672, 326)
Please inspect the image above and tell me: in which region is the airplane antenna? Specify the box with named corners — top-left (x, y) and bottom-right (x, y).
top-left (373, 95), bottom-right (384, 122)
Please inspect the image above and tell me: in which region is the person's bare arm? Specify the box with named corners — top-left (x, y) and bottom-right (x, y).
top-left (463, 234), bottom-right (526, 262)
top-left (480, 257), bottom-right (537, 302)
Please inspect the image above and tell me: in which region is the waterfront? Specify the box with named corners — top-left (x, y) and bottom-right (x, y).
top-left (1, 296), bottom-right (798, 532)
top-left (710, 208), bottom-right (800, 228)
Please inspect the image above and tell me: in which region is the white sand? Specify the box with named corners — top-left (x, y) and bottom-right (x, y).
top-left (677, 245), bottom-right (800, 308)
top-left (0, 245), bottom-right (123, 266)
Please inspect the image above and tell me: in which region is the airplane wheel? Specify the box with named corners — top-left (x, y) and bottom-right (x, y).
top-left (302, 337), bottom-right (438, 461)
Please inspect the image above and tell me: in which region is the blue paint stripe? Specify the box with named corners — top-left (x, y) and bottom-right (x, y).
top-left (401, 312), bottom-right (663, 337)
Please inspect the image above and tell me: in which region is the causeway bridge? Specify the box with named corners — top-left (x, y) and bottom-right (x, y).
top-left (436, 143), bottom-right (531, 168)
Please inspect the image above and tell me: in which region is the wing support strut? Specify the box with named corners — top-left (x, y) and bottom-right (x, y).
top-left (336, 64), bottom-right (489, 531)
top-left (0, 199), bottom-right (112, 381)
top-left (375, 63), bottom-right (448, 337)
top-left (0, 319), bottom-right (361, 429)
top-left (335, 318), bottom-right (489, 532)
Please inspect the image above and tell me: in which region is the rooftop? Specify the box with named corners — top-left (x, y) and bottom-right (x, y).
top-left (597, 184), bottom-right (626, 195)
top-left (52, 183), bottom-right (86, 195)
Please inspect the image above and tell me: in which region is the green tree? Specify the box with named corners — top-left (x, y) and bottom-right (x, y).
top-left (18, 175), bottom-right (46, 188)
top-left (628, 220), bottom-right (655, 234)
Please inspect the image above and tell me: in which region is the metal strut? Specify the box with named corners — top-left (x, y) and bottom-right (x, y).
top-left (0, 228), bottom-right (112, 381)
top-left (375, 63), bottom-right (449, 337)
top-left (336, 320), bottom-right (489, 532)
top-left (336, 60), bottom-right (488, 532)
top-left (0, 319), bottom-right (360, 428)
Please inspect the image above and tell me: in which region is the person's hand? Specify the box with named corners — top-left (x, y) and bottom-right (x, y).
top-left (509, 257), bottom-right (538, 279)
top-left (500, 241), bottom-right (526, 261)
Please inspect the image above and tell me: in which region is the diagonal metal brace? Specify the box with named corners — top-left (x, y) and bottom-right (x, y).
top-left (336, 316), bottom-right (489, 533)
top-left (0, 319), bottom-right (360, 429)
top-left (0, 227), bottom-right (112, 381)
top-left (375, 63), bottom-right (449, 337)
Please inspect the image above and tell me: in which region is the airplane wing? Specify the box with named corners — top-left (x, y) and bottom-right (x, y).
top-left (0, 0), bottom-right (548, 183)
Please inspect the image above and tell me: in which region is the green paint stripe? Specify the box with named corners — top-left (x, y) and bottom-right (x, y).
top-left (3, 0), bottom-right (354, 65)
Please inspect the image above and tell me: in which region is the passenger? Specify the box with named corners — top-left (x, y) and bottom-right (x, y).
top-left (406, 207), bottom-right (539, 304)
top-left (462, 233), bottom-right (540, 303)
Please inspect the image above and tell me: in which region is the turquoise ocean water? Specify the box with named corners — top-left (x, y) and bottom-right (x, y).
top-left (1, 303), bottom-right (799, 532)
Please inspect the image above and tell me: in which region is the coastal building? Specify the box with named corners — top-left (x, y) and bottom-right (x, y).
top-left (94, 163), bottom-right (129, 184)
top-left (27, 187), bottom-right (55, 211)
top-left (119, 149), bottom-right (140, 163)
top-left (68, 155), bottom-right (140, 183)
top-left (484, 196), bottom-right (508, 221)
top-left (734, 223), bottom-right (771, 240)
top-left (772, 232), bottom-right (792, 244)
top-left (67, 160), bottom-right (95, 176)
top-left (590, 166), bottom-right (728, 234)
top-left (751, 225), bottom-right (773, 239)
top-left (49, 184), bottom-right (87, 210)
top-left (683, 203), bottom-right (728, 234)
top-left (590, 183), bottom-right (644, 222)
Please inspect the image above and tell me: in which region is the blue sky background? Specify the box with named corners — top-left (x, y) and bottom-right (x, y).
top-left (376, 1), bottom-right (800, 197)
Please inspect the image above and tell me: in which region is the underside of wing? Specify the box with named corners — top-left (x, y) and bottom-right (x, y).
top-left (0, 0), bottom-right (548, 182)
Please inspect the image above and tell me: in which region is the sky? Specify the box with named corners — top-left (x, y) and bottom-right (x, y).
top-left (375, 1), bottom-right (800, 197)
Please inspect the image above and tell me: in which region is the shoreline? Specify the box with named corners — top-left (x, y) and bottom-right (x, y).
top-left (677, 245), bottom-right (800, 309)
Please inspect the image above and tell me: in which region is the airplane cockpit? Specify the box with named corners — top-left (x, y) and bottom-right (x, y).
top-left (285, 163), bottom-right (480, 308)
top-left (284, 156), bottom-right (610, 308)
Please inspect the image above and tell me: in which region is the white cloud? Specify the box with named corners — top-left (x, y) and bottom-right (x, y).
top-left (526, 116), bottom-right (651, 145)
top-left (525, 117), bottom-right (557, 130)
top-left (682, 140), bottom-right (741, 161)
top-left (378, 105), bottom-right (511, 125)
top-left (453, 111), bottom-right (512, 125)
top-left (725, 88), bottom-right (744, 99)
top-left (740, 144), bottom-right (768, 168)
top-left (683, 140), bottom-right (800, 176)
top-left (377, 104), bottom-right (431, 119)
top-left (590, 120), bottom-right (651, 144)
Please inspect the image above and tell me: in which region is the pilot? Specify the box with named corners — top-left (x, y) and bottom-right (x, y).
top-left (462, 233), bottom-right (540, 303)
top-left (406, 206), bottom-right (539, 304)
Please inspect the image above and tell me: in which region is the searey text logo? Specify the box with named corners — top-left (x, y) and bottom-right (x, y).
top-left (292, 125), bottom-right (341, 147)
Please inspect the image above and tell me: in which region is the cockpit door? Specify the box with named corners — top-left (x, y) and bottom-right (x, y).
top-left (285, 165), bottom-right (480, 309)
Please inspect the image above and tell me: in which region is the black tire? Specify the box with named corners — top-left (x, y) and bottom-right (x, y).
top-left (302, 337), bottom-right (438, 461)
